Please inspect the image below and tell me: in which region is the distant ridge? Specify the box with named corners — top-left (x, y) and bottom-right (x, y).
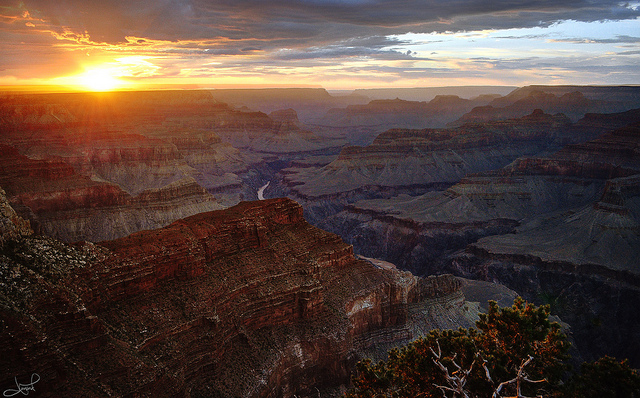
top-left (496, 85), bottom-right (640, 104)
top-left (349, 86), bottom-right (517, 101)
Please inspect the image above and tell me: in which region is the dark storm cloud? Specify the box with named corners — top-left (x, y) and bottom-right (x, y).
top-left (12, 0), bottom-right (640, 48)
top-left (272, 46), bottom-right (418, 60)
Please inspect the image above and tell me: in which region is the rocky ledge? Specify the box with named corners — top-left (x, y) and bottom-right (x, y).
top-left (0, 195), bottom-right (492, 397)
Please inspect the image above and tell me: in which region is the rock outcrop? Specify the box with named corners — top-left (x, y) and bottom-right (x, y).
top-left (0, 197), bottom-right (492, 397)
top-left (450, 85), bottom-right (640, 126)
top-left (285, 110), bottom-right (573, 198)
top-left (0, 188), bottom-right (32, 245)
top-left (0, 144), bottom-right (223, 242)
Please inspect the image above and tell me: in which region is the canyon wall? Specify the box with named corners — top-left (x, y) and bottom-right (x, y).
top-left (0, 195), bottom-right (491, 397)
top-left (450, 85), bottom-right (640, 126)
top-left (0, 144), bottom-right (223, 242)
top-left (319, 95), bottom-right (497, 130)
top-left (285, 110), bottom-right (575, 199)
top-left (320, 122), bottom-right (640, 366)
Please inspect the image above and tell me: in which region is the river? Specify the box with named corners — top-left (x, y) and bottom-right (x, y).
top-left (257, 181), bottom-right (270, 200)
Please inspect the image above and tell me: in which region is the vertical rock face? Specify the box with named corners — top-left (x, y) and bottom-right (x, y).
top-left (0, 188), bottom-right (32, 245)
top-left (0, 197), bottom-right (477, 397)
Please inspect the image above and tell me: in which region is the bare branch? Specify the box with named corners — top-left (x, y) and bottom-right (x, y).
top-left (429, 339), bottom-right (443, 359)
top-left (492, 355), bottom-right (547, 398)
top-left (522, 376), bottom-right (546, 384)
top-left (431, 340), bottom-right (477, 398)
top-left (482, 357), bottom-right (493, 384)
top-left (493, 376), bottom-right (518, 398)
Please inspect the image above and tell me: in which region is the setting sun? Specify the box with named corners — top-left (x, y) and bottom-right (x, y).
top-left (76, 68), bottom-right (124, 92)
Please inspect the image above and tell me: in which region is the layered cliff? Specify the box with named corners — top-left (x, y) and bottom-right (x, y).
top-left (320, 95), bottom-right (496, 130)
top-left (0, 196), bottom-right (492, 397)
top-left (0, 144), bottom-right (222, 242)
top-left (285, 110), bottom-right (573, 198)
top-left (208, 108), bottom-right (347, 154)
top-left (323, 121), bottom-right (640, 270)
top-left (319, 122), bottom-right (640, 366)
top-left (463, 122), bottom-right (640, 273)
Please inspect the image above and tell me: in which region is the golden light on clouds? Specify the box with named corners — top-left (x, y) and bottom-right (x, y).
top-left (54, 56), bottom-right (161, 91)
top-left (1, 0), bottom-right (638, 90)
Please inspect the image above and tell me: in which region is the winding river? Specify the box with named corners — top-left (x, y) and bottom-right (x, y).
top-left (257, 181), bottom-right (270, 200)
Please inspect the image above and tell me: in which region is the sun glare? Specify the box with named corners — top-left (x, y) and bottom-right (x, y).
top-left (77, 68), bottom-right (124, 91)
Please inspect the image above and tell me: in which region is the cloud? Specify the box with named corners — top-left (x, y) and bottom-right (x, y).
top-left (270, 35), bottom-right (423, 61)
top-left (549, 35), bottom-right (640, 44)
top-left (1, 0), bottom-right (639, 86)
top-left (8, 0), bottom-right (640, 47)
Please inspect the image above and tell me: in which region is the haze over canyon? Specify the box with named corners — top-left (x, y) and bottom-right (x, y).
top-left (1, 84), bottom-right (640, 397)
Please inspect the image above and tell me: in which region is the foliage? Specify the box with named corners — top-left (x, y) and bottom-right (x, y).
top-left (347, 328), bottom-right (489, 398)
top-left (565, 356), bottom-right (640, 398)
top-left (345, 297), bottom-right (570, 398)
top-left (475, 298), bottom-right (569, 396)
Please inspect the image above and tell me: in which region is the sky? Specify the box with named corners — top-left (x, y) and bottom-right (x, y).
top-left (0, 0), bottom-right (639, 90)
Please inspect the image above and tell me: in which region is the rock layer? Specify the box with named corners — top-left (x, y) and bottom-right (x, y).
top-left (0, 197), bottom-right (488, 397)
top-left (450, 85), bottom-right (640, 126)
top-left (0, 144), bottom-right (222, 242)
top-left (285, 110), bottom-right (573, 198)
top-left (319, 95), bottom-right (496, 130)
top-left (320, 122), bottom-right (640, 366)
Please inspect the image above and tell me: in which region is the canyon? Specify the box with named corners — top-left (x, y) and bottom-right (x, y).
top-left (0, 90), bottom-right (347, 242)
top-left (2, 85), bottom-right (640, 395)
top-left (0, 191), bottom-right (511, 397)
top-left (320, 121), bottom-right (640, 365)
top-left (284, 109), bottom-right (578, 199)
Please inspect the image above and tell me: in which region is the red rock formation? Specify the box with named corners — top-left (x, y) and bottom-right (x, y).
top-left (0, 144), bottom-right (221, 242)
top-left (0, 197), bottom-right (472, 397)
